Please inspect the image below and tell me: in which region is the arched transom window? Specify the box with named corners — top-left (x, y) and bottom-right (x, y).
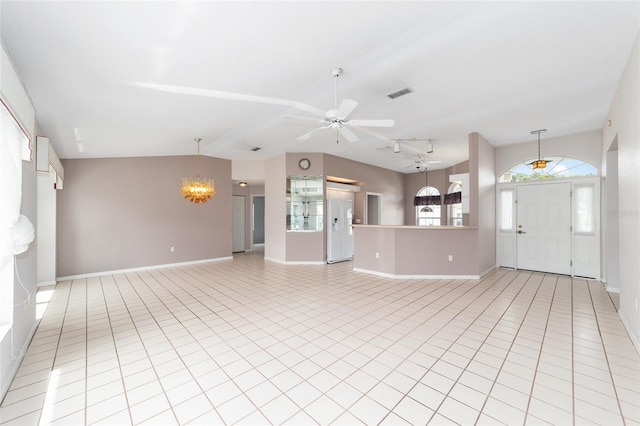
top-left (416, 186), bottom-right (440, 226)
top-left (499, 157), bottom-right (598, 183)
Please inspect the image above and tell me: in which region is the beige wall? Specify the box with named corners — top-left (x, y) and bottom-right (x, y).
top-left (470, 133), bottom-right (496, 274)
top-left (602, 31), bottom-right (640, 350)
top-left (57, 156), bottom-right (232, 277)
top-left (323, 154), bottom-right (405, 226)
top-left (353, 226), bottom-right (479, 277)
top-left (264, 155), bottom-right (287, 262)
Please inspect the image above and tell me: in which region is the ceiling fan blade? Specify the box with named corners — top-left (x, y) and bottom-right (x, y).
top-left (282, 115), bottom-right (324, 123)
top-left (297, 125), bottom-right (331, 141)
top-left (355, 127), bottom-right (395, 143)
top-left (339, 126), bottom-right (359, 143)
top-left (132, 82), bottom-right (326, 117)
top-left (336, 99), bottom-right (358, 119)
top-left (347, 119), bottom-right (395, 127)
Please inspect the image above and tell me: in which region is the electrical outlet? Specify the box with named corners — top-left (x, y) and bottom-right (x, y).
top-left (448, 255), bottom-right (453, 262)
top-left (375, 252), bottom-right (379, 259)
top-left (170, 246), bottom-right (175, 253)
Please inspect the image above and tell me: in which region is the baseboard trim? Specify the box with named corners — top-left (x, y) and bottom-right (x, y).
top-left (264, 257), bottom-right (325, 265)
top-left (352, 268), bottom-right (480, 280)
top-left (37, 280), bottom-right (57, 288)
top-left (57, 256), bottom-right (233, 282)
top-left (480, 266), bottom-right (497, 278)
top-left (1, 320), bottom-right (40, 401)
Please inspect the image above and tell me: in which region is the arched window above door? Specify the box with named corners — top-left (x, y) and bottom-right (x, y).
top-left (499, 157), bottom-right (598, 183)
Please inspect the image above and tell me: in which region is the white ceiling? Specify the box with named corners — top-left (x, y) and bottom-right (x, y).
top-left (1, 1), bottom-right (638, 173)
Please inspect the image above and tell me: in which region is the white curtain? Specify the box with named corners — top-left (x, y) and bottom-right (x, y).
top-left (1, 101), bottom-right (34, 268)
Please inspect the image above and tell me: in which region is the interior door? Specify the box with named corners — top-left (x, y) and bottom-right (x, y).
top-left (232, 195), bottom-right (245, 253)
top-left (516, 183), bottom-right (571, 275)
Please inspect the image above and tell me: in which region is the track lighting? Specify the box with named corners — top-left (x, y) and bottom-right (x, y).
top-left (426, 140), bottom-right (434, 153)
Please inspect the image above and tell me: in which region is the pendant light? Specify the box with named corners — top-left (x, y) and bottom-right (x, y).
top-left (181, 138), bottom-right (216, 204)
top-left (413, 164), bottom-right (441, 206)
top-left (529, 129), bottom-right (550, 170)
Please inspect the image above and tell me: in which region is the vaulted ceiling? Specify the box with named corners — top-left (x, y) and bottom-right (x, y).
top-left (1, 1), bottom-right (638, 173)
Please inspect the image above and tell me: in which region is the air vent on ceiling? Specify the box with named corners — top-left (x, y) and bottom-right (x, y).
top-left (251, 147), bottom-right (261, 152)
top-left (387, 87), bottom-right (414, 100)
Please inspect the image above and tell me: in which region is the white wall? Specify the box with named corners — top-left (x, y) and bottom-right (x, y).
top-left (37, 167), bottom-right (56, 286)
top-left (0, 43), bottom-right (38, 399)
top-left (602, 31), bottom-right (640, 351)
top-left (605, 148), bottom-right (619, 292)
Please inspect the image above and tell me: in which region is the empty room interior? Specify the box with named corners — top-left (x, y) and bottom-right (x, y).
top-left (1, 1), bottom-right (639, 425)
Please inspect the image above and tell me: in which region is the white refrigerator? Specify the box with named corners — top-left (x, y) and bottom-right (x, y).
top-left (327, 198), bottom-right (354, 263)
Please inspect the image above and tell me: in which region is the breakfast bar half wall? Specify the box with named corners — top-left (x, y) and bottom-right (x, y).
top-left (352, 225), bottom-right (493, 279)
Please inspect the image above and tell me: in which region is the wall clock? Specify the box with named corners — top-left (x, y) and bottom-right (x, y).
top-left (299, 158), bottom-right (311, 170)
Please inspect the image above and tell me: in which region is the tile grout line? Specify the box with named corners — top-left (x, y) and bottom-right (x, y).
top-left (584, 279), bottom-right (626, 422)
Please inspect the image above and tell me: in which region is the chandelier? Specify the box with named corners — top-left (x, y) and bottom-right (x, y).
top-left (181, 138), bottom-right (215, 204)
top-left (413, 164), bottom-right (441, 206)
top-left (529, 129), bottom-right (550, 170)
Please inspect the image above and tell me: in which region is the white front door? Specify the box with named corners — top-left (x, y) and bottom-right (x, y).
top-left (516, 183), bottom-right (571, 275)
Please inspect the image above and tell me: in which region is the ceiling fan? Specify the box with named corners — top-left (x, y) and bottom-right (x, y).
top-left (131, 67), bottom-right (394, 143)
top-left (408, 154), bottom-right (442, 172)
top-left (284, 68), bottom-right (395, 143)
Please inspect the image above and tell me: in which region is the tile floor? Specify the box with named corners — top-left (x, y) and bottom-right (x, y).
top-left (1, 249), bottom-right (639, 425)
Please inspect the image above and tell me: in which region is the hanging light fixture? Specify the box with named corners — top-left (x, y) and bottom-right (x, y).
top-left (413, 164), bottom-right (441, 206)
top-left (181, 138), bottom-right (216, 204)
top-left (529, 129), bottom-right (550, 170)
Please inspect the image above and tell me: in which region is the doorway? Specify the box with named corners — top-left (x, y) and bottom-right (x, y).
top-left (366, 192), bottom-right (382, 225)
top-left (516, 183), bottom-right (572, 275)
top-left (232, 195), bottom-right (245, 253)
top-left (252, 195), bottom-right (265, 247)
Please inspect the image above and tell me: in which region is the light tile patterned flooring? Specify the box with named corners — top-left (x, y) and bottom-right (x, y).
top-left (1, 249), bottom-right (639, 425)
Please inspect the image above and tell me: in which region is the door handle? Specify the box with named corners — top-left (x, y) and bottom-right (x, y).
top-left (517, 230), bottom-right (526, 234)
